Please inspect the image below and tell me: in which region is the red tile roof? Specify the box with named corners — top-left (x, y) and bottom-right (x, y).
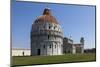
top-left (34, 8), bottom-right (59, 24)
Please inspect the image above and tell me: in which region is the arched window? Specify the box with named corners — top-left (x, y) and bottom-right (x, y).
top-left (55, 45), bottom-right (56, 48)
top-left (43, 45), bottom-right (45, 49)
top-left (50, 44), bottom-right (51, 48)
top-left (54, 25), bottom-right (57, 30)
top-left (54, 26), bottom-right (56, 30)
top-left (43, 24), bottom-right (46, 29)
top-left (49, 24), bottom-right (52, 29)
top-left (48, 35), bottom-right (49, 39)
top-left (49, 25), bottom-right (51, 29)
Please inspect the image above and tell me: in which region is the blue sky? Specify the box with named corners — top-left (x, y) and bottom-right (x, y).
top-left (12, 0), bottom-right (96, 49)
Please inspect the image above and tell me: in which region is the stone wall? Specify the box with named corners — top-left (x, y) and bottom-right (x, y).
top-left (12, 48), bottom-right (30, 56)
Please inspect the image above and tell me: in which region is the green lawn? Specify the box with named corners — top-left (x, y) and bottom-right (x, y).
top-left (12, 53), bottom-right (96, 66)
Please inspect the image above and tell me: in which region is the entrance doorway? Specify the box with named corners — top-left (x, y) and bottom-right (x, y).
top-left (37, 49), bottom-right (40, 55)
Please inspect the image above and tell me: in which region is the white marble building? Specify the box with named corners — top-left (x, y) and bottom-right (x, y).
top-left (63, 37), bottom-right (84, 54)
top-left (31, 7), bottom-right (63, 56)
top-left (12, 48), bottom-right (30, 56)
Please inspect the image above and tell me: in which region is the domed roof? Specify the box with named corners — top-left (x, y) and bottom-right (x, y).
top-left (34, 8), bottom-right (58, 24)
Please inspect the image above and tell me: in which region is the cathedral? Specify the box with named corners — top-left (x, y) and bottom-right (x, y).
top-left (63, 37), bottom-right (84, 54)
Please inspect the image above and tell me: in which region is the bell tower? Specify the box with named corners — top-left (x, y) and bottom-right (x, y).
top-left (80, 37), bottom-right (84, 45)
top-left (80, 37), bottom-right (84, 53)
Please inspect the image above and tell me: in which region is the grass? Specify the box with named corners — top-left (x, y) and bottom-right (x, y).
top-left (12, 53), bottom-right (96, 66)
